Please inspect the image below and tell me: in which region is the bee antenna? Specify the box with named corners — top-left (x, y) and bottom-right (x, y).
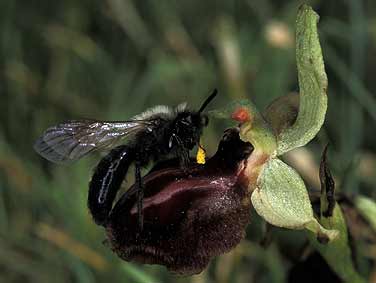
top-left (198, 89), bottom-right (218, 113)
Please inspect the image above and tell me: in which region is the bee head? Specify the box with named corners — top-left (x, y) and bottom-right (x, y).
top-left (173, 112), bottom-right (205, 149)
top-left (170, 89), bottom-right (217, 150)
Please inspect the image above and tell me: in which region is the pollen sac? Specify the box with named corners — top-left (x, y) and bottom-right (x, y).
top-left (105, 128), bottom-right (253, 275)
top-left (196, 143), bottom-right (206, 164)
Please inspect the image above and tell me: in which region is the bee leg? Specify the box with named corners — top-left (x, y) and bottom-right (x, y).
top-left (171, 134), bottom-right (190, 169)
top-left (88, 145), bottom-right (134, 227)
top-left (135, 162), bottom-right (144, 232)
top-left (179, 148), bottom-right (191, 170)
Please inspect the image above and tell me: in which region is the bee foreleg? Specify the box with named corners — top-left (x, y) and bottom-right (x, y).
top-left (135, 162), bottom-right (144, 232)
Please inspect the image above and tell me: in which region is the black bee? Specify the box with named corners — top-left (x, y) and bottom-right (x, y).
top-left (34, 89), bottom-right (217, 229)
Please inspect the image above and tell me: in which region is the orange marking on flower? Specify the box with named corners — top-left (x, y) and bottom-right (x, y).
top-left (231, 107), bottom-right (251, 123)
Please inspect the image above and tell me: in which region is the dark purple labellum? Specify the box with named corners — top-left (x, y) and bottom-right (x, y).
top-left (105, 128), bottom-right (253, 275)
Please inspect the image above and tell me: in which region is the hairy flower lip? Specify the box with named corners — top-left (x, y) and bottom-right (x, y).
top-left (109, 163), bottom-right (244, 222)
top-left (105, 128), bottom-right (254, 275)
top-left (128, 174), bottom-right (238, 216)
top-left (111, 128), bottom-right (254, 217)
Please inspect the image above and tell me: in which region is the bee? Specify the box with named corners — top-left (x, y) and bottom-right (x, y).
top-left (34, 89), bottom-right (217, 229)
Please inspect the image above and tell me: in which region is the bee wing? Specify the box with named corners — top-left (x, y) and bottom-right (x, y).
top-left (34, 119), bottom-right (155, 164)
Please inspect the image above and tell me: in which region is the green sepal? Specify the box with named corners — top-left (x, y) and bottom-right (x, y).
top-left (251, 158), bottom-right (338, 241)
top-left (276, 5), bottom-right (328, 155)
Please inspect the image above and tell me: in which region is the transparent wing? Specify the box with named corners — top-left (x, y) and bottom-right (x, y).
top-left (34, 119), bottom-right (155, 164)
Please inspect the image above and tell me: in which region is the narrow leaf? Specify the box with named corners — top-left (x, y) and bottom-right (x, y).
top-left (309, 205), bottom-right (366, 283)
top-left (309, 147), bottom-right (366, 283)
top-left (354, 196), bottom-right (376, 232)
top-left (319, 145), bottom-right (335, 217)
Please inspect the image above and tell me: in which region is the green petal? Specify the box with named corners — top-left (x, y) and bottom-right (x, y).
top-left (277, 5), bottom-right (328, 155)
top-left (309, 204), bottom-right (366, 283)
top-left (263, 93), bottom-right (299, 136)
top-left (251, 158), bottom-right (337, 240)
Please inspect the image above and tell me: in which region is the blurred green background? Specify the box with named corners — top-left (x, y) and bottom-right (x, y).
top-left (1, 0), bottom-right (376, 282)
